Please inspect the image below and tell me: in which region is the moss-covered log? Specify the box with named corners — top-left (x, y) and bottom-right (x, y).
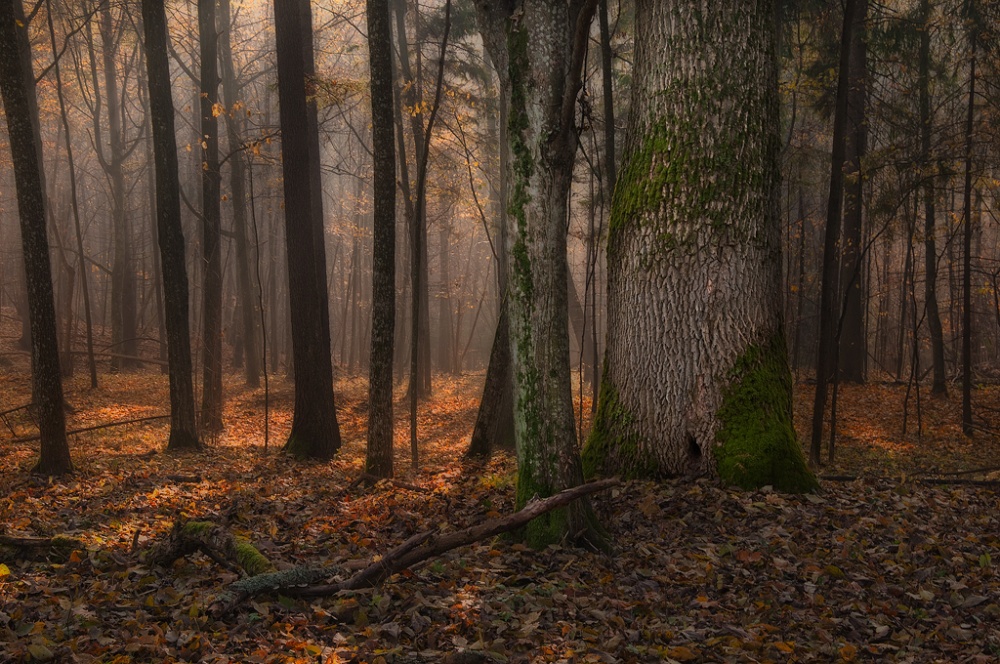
top-left (0, 534), bottom-right (82, 562)
top-left (147, 520), bottom-right (275, 576)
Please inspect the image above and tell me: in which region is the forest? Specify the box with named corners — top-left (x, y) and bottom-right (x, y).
top-left (1, 0), bottom-right (1000, 661)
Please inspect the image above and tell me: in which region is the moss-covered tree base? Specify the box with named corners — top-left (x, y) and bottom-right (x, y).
top-left (715, 336), bottom-right (817, 493)
top-left (582, 379), bottom-right (660, 481)
top-left (148, 520), bottom-right (276, 576)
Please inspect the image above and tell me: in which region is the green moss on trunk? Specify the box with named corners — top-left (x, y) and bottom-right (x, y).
top-left (715, 335), bottom-right (817, 493)
top-left (582, 377), bottom-right (658, 480)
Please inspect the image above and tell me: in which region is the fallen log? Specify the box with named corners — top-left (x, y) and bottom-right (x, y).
top-left (10, 414), bottom-right (170, 443)
top-left (0, 534), bottom-right (82, 561)
top-left (147, 521), bottom-right (275, 577)
top-left (209, 477), bottom-right (619, 617)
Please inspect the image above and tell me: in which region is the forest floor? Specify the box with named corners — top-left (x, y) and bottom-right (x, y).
top-left (2, 361), bottom-right (1000, 662)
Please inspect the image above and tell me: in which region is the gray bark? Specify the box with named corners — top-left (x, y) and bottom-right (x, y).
top-left (585, 0), bottom-right (815, 492)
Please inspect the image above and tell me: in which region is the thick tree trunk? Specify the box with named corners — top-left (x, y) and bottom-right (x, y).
top-left (0, 0), bottom-right (72, 475)
top-left (274, 0), bottom-right (342, 459)
top-left (142, 0), bottom-right (202, 451)
top-left (476, 0), bottom-right (604, 548)
top-left (838, 0), bottom-right (868, 384)
top-left (366, 0), bottom-right (396, 479)
top-left (919, 0), bottom-right (947, 396)
top-left (584, 0), bottom-right (815, 492)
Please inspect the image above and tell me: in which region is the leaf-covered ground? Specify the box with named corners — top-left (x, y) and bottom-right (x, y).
top-left (2, 363), bottom-right (1000, 663)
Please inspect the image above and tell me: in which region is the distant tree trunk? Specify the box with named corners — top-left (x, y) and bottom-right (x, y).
top-left (0, 0), bottom-right (71, 475)
top-left (199, 0), bottom-right (224, 433)
top-left (476, 0), bottom-right (605, 548)
top-left (467, 41), bottom-right (514, 459)
top-left (810, 0), bottom-right (858, 466)
top-left (838, 0), bottom-right (868, 384)
top-left (220, 0), bottom-right (261, 389)
top-left (142, 0), bottom-right (202, 451)
top-left (919, 0), bottom-right (947, 396)
top-left (961, 29), bottom-right (977, 436)
top-left (438, 223), bottom-right (456, 373)
top-left (274, 0), bottom-right (342, 459)
top-left (99, 5), bottom-right (138, 372)
top-left (584, 0), bottom-right (814, 492)
top-left (366, 0), bottom-right (396, 479)
top-left (394, 0), bottom-right (432, 398)
top-left (45, 0), bottom-right (97, 389)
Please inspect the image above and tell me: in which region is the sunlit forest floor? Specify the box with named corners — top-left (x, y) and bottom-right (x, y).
top-left (2, 355), bottom-right (1000, 661)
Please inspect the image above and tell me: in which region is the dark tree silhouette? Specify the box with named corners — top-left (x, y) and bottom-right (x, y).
top-left (141, 0), bottom-right (202, 450)
top-left (273, 0), bottom-right (342, 460)
top-left (0, 0), bottom-right (71, 475)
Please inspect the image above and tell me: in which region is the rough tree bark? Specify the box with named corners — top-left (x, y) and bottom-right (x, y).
top-left (0, 0), bottom-right (72, 475)
top-left (142, 0), bottom-right (202, 450)
top-left (274, 0), bottom-right (342, 459)
top-left (583, 0), bottom-right (816, 492)
top-left (199, 0), bottom-right (224, 433)
top-left (366, 0), bottom-right (397, 479)
top-left (476, 0), bottom-right (605, 548)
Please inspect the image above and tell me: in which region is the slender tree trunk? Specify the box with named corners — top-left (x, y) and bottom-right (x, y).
top-left (142, 0), bottom-right (202, 451)
top-left (919, 0), bottom-right (947, 396)
top-left (366, 0), bottom-right (396, 479)
top-left (838, 0), bottom-right (868, 384)
top-left (585, 0), bottom-right (815, 492)
top-left (468, 50), bottom-right (514, 458)
top-left (274, 0), bottom-right (342, 459)
top-left (810, 0), bottom-right (858, 466)
top-left (0, 0), bottom-right (72, 475)
top-left (198, 0), bottom-right (224, 433)
top-left (45, 0), bottom-right (97, 388)
top-left (99, 6), bottom-right (138, 372)
top-left (961, 31), bottom-right (976, 436)
top-left (219, 0), bottom-right (261, 388)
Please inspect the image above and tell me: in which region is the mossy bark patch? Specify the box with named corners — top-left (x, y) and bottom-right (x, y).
top-left (583, 376), bottom-right (659, 480)
top-left (715, 336), bottom-right (818, 493)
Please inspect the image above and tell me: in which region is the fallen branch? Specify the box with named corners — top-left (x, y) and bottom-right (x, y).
top-left (209, 477), bottom-right (619, 617)
top-left (10, 414), bottom-right (170, 443)
top-left (0, 534), bottom-right (82, 561)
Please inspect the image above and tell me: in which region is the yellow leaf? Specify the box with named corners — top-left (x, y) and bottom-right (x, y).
top-left (0, 563), bottom-right (10, 577)
top-left (212, 102), bottom-right (226, 118)
top-left (774, 641), bottom-right (795, 653)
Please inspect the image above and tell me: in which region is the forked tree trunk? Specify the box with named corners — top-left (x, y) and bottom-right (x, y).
top-left (584, 0), bottom-right (815, 492)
